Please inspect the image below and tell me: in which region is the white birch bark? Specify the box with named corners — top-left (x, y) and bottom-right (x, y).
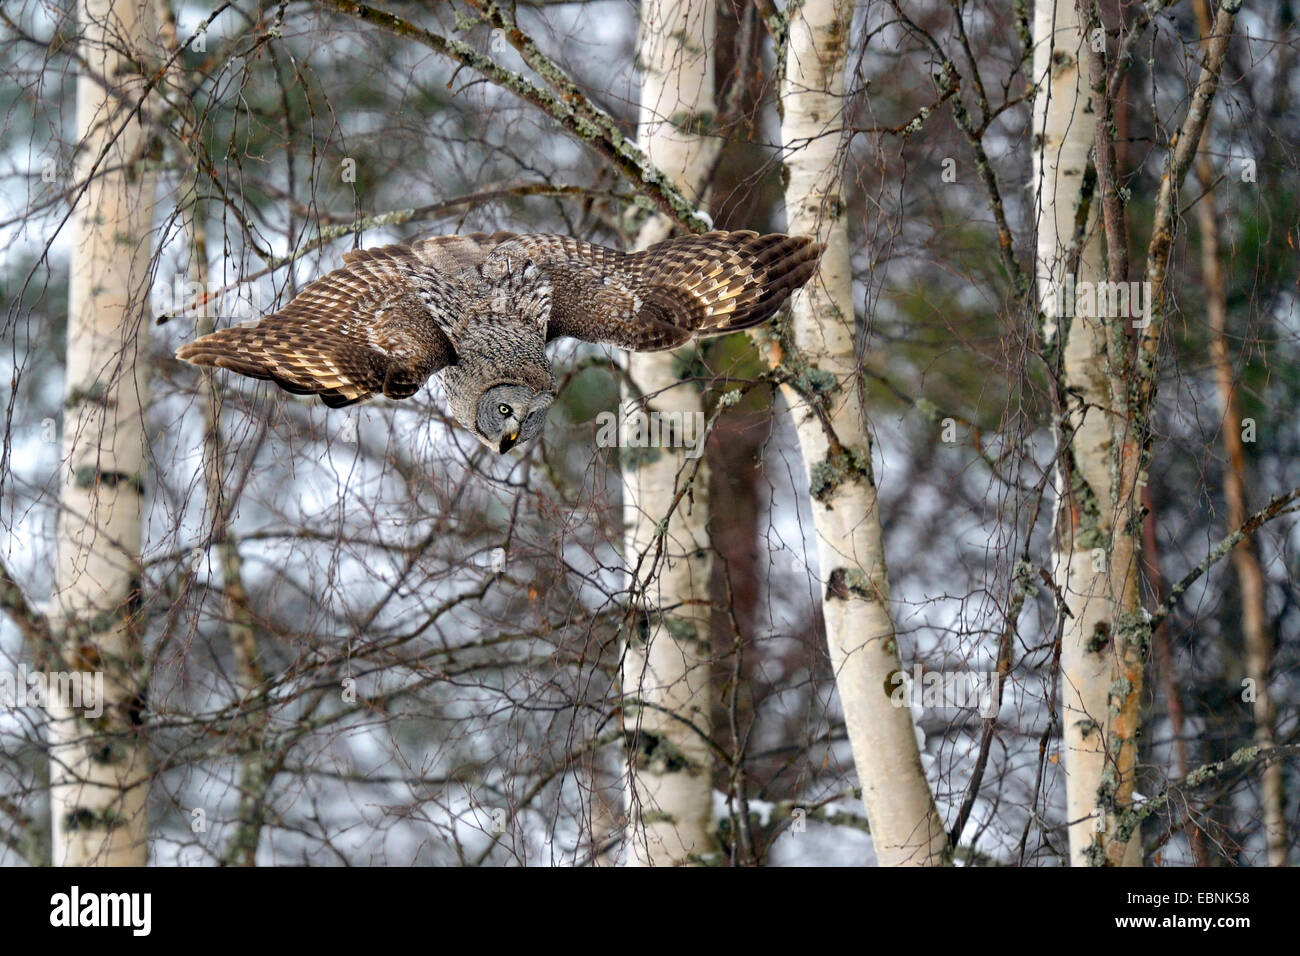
top-left (620, 0), bottom-right (721, 866)
top-left (1033, 0), bottom-right (1105, 866)
top-left (776, 0), bottom-right (947, 866)
top-left (48, 0), bottom-right (157, 865)
top-left (1032, 0), bottom-right (1140, 866)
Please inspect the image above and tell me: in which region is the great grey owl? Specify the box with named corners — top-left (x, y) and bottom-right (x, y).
top-left (176, 230), bottom-right (822, 453)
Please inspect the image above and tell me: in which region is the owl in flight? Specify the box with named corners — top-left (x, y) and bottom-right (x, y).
top-left (176, 230), bottom-right (822, 453)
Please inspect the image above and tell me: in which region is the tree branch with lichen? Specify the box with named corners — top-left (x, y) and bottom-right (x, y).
top-left (1149, 485), bottom-right (1300, 633)
top-left (1112, 743), bottom-right (1300, 851)
top-left (0, 557), bottom-right (54, 669)
top-left (318, 0), bottom-right (711, 232)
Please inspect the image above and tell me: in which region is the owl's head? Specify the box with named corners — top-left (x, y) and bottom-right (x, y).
top-left (472, 383), bottom-right (554, 453)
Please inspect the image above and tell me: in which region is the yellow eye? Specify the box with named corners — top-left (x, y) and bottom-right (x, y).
top-left (498, 403), bottom-right (511, 416)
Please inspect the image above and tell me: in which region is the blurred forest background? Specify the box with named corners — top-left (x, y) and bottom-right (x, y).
top-left (0, 0), bottom-right (1297, 866)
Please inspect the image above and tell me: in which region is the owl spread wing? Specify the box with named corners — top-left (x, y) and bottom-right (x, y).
top-left (485, 230), bottom-right (823, 352)
top-left (176, 229), bottom-right (822, 408)
top-left (175, 234), bottom-right (513, 408)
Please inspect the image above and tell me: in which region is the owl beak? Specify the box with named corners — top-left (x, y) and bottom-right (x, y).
top-left (499, 430), bottom-right (520, 454)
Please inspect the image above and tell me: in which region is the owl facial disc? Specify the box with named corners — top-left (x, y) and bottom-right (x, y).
top-left (474, 382), bottom-right (554, 454)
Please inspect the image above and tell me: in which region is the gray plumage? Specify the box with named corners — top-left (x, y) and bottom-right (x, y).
top-left (176, 230), bottom-right (823, 453)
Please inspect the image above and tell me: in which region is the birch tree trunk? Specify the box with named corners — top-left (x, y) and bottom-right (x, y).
top-left (1100, 0), bottom-right (1240, 866)
top-left (1033, 0), bottom-right (1119, 865)
top-left (620, 0), bottom-right (721, 866)
top-left (1032, 0), bottom-right (1145, 867)
top-left (775, 0), bottom-right (947, 866)
top-left (48, 0), bottom-right (157, 865)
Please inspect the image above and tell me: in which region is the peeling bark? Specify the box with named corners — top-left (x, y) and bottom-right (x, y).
top-left (1031, 0), bottom-right (1141, 866)
top-left (771, 0), bottom-right (947, 866)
